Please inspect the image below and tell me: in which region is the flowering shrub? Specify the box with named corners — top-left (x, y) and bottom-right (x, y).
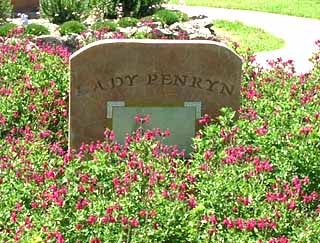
top-left (0, 33), bottom-right (320, 242)
top-left (40, 0), bottom-right (90, 24)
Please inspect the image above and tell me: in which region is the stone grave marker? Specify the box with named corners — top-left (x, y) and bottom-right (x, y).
top-left (69, 39), bottom-right (242, 152)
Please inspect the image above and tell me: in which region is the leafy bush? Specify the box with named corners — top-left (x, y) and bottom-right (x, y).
top-left (40, 0), bottom-right (90, 24)
top-left (60, 20), bottom-right (87, 36)
top-left (0, 0), bottom-right (12, 23)
top-left (89, 0), bottom-right (117, 18)
top-left (0, 23), bottom-right (17, 37)
top-left (25, 23), bottom-right (50, 36)
top-left (89, 0), bottom-right (164, 19)
top-left (92, 20), bottom-right (117, 31)
top-left (134, 31), bottom-right (152, 39)
top-left (121, 0), bottom-right (164, 18)
top-left (118, 17), bottom-right (139, 28)
top-left (0, 33), bottom-right (320, 242)
top-left (153, 9), bottom-right (189, 25)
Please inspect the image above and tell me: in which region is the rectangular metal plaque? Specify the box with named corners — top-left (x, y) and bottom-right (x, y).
top-left (112, 107), bottom-right (196, 153)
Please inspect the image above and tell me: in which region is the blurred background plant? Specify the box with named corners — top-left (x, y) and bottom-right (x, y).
top-left (40, 0), bottom-right (90, 24)
top-left (0, 0), bottom-right (13, 23)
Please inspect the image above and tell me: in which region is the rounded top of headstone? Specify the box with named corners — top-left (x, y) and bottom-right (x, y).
top-left (70, 39), bottom-right (242, 63)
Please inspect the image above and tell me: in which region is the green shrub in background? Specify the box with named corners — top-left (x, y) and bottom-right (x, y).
top-left (40, 0), bottom-right (90, 24)
top-left (0, 0), bottom-right (12, 23)
top-left (89, 0), bottom-right (117, 18)
top-left (25, 23), bottom-right (50, 36)
top-left (92, 20), bottom-right (118, 31)
top-left (120, 0), bottom-right (164, 18)
top-left (134, 31), bottom-right (152, 39)
top-left (89, 0), bottom-right (164, 19)
top-left (153, 9), bottom-right (189, 25)
top-left (0, 23), bottom-right (17, 37)
top-left (59, 21), bottom-right (86, 36)
top-left (118, 17), bottom-right (139, 28)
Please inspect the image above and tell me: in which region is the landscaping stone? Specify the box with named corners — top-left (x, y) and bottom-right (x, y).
top-left (61, 34), bottom-right (80, 52)
top-left (69, 39), bottom-right (242, 150)
top-left (118, 27), bottom-right (138, 37)
top-left (189, 27), bottom-right (212, 40)
top-left (35, 35), bottom-right (64, 46)
top-left (136, 26), bottom-right (153, 34)
top-left (154, 28), bottom-right (173, 36)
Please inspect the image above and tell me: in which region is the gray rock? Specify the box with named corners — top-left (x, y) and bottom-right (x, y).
top-left (155, 28), bottom-right (173, 36)
top-left (118, 27), bottom-right (138, 37)
top-left (35, 35), bottom-right (63, 46)
top-left (190, 14), bottom-right (208, 20)
top-left (169, 17), bottom-right (216, 40)
top-left (61, 34), bottom-right (80, 51)
top-left (136, 26), bottom-right (153, 34)
top-left (189, 28), bottom-right (212, 40)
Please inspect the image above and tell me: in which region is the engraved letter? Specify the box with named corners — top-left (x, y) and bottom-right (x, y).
top-left (126, 74), bottom-right (138, 86)
top-left (206, 80), bottom-right (220, 92)
top-left (111, 77), bottom-right (123, 88)
top-left (189, 76), bottom-right (204, 89)
top-left (148, 74), bottom-right (158, 85)
top-left (161, 74), bottom-right (172, 85)
top-left (174, 75), bottom-right (187, 86)
top-left (220, 83), bottom-right (234, 95)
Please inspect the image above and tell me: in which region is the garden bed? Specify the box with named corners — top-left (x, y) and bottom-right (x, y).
top-left (0, 1), bottom-right (319, 242)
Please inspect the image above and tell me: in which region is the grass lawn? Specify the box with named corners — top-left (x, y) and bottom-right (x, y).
top-left (170, 0), bottom-right (320, 19)
top-left (214, 19), bottom-right (285, 53)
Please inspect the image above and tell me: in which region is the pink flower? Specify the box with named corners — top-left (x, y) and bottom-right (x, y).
top-left (209, 215), bottom-right (217, 225)
top-left (277, 236), bottom-right (289, 243)
top-left (222, 218), bottom-right (234, 229)
top-left (287, 200), bottom-right (296, 210)
top-left (246, 219), bottom-right (256, 231)
top-left (121, 216), bottom-right (128, 225)
top-left (130, 218), bottom-right (140, 228)
top-left (112, 177), bottom-right (120, 188)
top-left (33, 63), bottom-right (42, 70)
top-left (139, 210), bottom-right (148, 217)
top-left (188, 197), bottom-right (197, 209)
top-left (143, 115), bottom-right (151, 123)
top-left (75, 224), bottom-right (82, 230)
top-left (55, 232), bottom-right (64, 243)
top-left (101, 216), bottom-right (110, 223)
top-left (161, 190), bottom-right (170, 198)
top-left (204, 149), bottom-right (213, 160)
top-left (255, 124), bottom-right (268, 135)
top-left (199, 114), bottom-right (211, 125)
top-left (91, 238), bottom-right (102, 243)
top-left (236, 218), bottom-right (245, 230)
top-left (87, 215), bottom-right (97, 225)
top-left (300, 126), bottom-right (313, 135)
top-left (39, 130), bottom-right (51, 139)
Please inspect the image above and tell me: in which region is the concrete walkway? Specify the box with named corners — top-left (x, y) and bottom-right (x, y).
top-left (166, 4), bottom-right (320, 73)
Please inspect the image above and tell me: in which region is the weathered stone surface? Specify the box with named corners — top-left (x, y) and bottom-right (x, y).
top-left (35, 35), bottom-right (63, 46)
top-left (69, 39), bottom-right (242, 150)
